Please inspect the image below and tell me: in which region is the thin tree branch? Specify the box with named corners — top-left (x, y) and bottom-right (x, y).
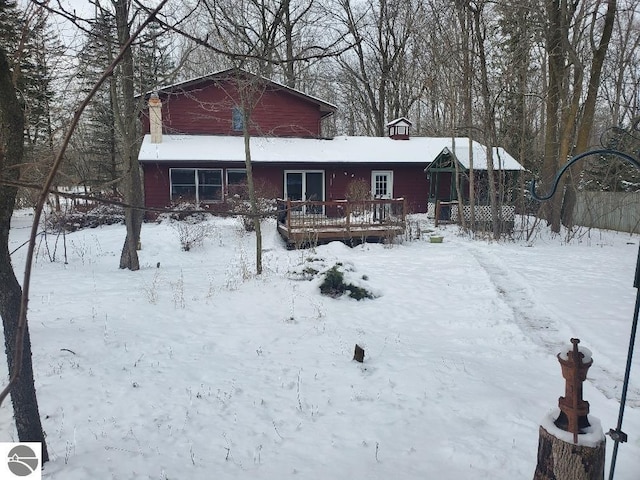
top-left (0, 0), bottom-right (171, 408)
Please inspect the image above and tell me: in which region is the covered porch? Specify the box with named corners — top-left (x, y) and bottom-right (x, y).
top-left (276, 198), bottom-right (406, 248)
top-left (424, 146), bottom-right (523, 227)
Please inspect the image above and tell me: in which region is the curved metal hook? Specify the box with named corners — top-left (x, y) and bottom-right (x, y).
top-left (530, 148), bottom-right (640, 201)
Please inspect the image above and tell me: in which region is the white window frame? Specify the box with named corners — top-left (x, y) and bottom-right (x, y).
top-left (371, 170), bottom-right (394, 199)
top-left (169, 168), bottom-right (223, 203)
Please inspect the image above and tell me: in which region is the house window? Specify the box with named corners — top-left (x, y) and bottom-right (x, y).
top-left (227, 168), bottom-right (247, 198)
top-left (232, 106), bottom-right (244, 131)
top-left (170, 168), bottom-right (223, 203)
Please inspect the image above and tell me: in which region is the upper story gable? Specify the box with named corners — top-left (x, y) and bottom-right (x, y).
top-left (140, 69), bottom-right (337, 139)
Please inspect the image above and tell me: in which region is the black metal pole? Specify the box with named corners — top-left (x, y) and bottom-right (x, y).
top-left (607, 245), bottom-right (640, 480)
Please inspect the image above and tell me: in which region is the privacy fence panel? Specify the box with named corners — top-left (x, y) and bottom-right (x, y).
top-left (573, 192), bottom-right (640, 234)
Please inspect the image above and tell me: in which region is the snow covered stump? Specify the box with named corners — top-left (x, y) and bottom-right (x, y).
top-left (534, 339), bottom-right (606, 480)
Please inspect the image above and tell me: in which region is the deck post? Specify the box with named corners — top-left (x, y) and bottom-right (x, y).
top-left (286, 199), bottom-right (292, 234)
top-left (346, 201), bottom-right (351, 231)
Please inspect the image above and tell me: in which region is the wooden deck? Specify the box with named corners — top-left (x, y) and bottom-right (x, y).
top-left (276, 198), bottom-right (406, 248)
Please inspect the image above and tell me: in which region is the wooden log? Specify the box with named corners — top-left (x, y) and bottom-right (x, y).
top-left (533, 425), bottom-right (605, 480)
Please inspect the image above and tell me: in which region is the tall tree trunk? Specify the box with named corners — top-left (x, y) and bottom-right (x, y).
top-left (243, 115), bottom-right (263, 275)
top-left (235, 72), bottom-right (264, 275)
top-left (0, 43), bottom-right (49, 462)
top-left (541, 0), bottom-right (564, 232)
top-left (561, 0), bottom-right (616, 227)
top-left (115, 0), bottom-right (143, 270)
top-left (472, 3), bottom-right (500, 239)
top-left (540, 0), bottom-right (614, 233)
top-left (463, 3), bottom-right (475, 230)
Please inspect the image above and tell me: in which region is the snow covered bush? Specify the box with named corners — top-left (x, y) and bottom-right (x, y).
top-left (44, 203), bottom-right (125, 232)
top-left (319, 264), bottom-right (374, 300)
top-left (156, 202), bottom-right (212, 223)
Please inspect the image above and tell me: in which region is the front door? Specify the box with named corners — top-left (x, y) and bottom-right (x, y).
top-left (372, 171), bottom-right (393, 199)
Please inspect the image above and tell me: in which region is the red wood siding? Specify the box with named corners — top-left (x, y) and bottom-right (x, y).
top-left (141, 81), bottom-right (323, 138)
top-left (143, 162), bottom-right (428, 215)
top-left (143, 163), bottom-right (171, 209)
top-left (323, 164), bottom-right (427, 213)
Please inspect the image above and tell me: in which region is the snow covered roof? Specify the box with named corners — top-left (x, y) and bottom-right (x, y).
top-left (386, 117), bottom-right (413, 127)
top-left (138, 134), bottom-right (524, 171)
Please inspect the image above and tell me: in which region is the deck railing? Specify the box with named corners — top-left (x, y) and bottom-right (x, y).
top-left (276, 198), bottom-right (406, 243)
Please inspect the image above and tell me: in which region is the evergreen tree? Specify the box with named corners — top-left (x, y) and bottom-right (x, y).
top-left (72, 8), bottom-right (120, 193)
top-left (0, 0), bottom-right (21, 70)
top-left (135, 20), bottom-right (174, 94)
top-left (22, 9), bottom-right (60, 148)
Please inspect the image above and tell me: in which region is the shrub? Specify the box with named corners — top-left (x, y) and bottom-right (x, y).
top-left (44, 203), bottom-right (125, 232)
top-left (319, 266), bottom-right (346, 297)
top-left (319, 264), bottom-right (374, 300)
top-left (157, 202), bottom-right (212, 223)
top-left (346, 179), bottom-right (371, 201)
top-left (172, 221), bottom-right (213, 251)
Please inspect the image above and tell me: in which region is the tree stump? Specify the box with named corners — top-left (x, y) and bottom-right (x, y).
top-left (533, 425), bottom-right (605, 480)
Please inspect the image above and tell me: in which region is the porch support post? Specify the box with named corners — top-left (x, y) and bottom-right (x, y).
top-left (346, 201), bottom-right (351, 232)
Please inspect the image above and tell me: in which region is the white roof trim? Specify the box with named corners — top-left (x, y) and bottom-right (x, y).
top-left (386, 117), bottom-right (413, 127)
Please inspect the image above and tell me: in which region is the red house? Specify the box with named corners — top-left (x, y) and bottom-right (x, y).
top-left (138, 69), bottom-right (523, 218)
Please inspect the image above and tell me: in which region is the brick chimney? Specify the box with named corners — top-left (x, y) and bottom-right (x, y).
top-left (149, 92), bottom-right (162, 144)
top-left (386, 117), bottom-right (412, 140)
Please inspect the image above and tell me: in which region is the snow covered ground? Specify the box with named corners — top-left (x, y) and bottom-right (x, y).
top-left (2, 211), bottom-right (639, 479)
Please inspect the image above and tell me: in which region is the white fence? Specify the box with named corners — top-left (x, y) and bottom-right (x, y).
top-left (573, 191), bottom-right (640, 234)
top-left (451, 204), bottom-right (516, 223)
top-left (427, 201), bottom-right (515, 222)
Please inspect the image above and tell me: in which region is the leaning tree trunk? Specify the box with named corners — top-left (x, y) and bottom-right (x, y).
top-left (0, 44), bottom-right (49, 462)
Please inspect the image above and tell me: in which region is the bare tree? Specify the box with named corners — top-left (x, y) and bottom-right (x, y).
top-left (0, 4), bottom-right (169, 468)
top-left (601, 0), bottom-right (640, 128)
top-left (540, 0), bottom-right (616, 233)
top-left (0, 2), bottom-right (49, 460)
top-left (112, 0), bottom-right (144, 270)
top-left (335, 0), bottom-right (428, 136)
top-left (470, 1), bottom-right (501, 238)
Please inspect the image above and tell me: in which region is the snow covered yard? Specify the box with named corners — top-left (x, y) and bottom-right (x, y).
top-left (2, 211), bottom-right (639, 479)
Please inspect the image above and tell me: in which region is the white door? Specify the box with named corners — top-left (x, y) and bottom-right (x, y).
top-left (371, 171), bottom-right (393, 199)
